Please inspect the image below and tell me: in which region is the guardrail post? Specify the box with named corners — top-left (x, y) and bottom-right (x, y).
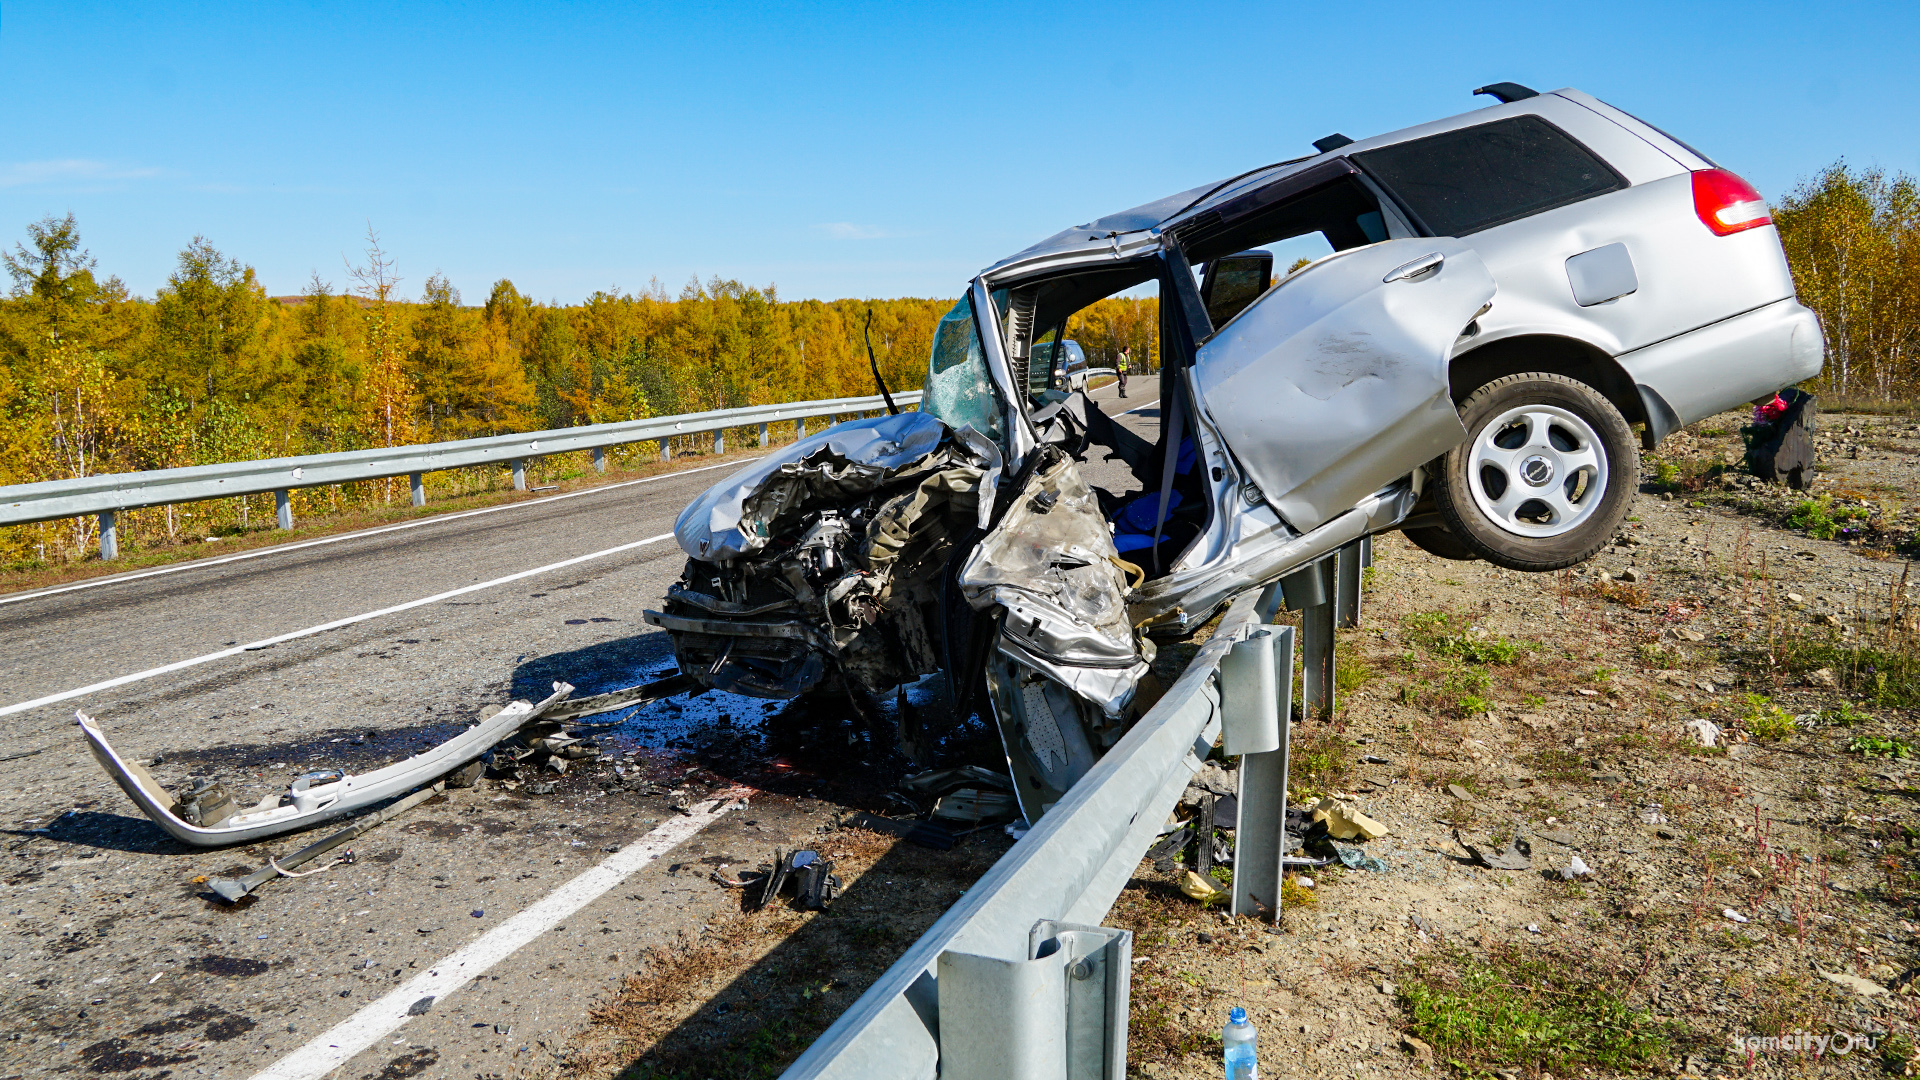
top-left (758, 422), bottom-right (769, 448)
top-left (937, 921), bottom-right (1130, 1080)
top-left (796, 417), bottom-right (806, 440)
top-left (1335, 536), bottom-right (1369, 628)
top-left (660, 440), bottom-right (672, 464)
top-left (592, 447), bottom-right (606, 474)
top-left (97, 510), bottom-right (118, 560)
top-left (1275, 557), bottom-right (1336, 718)
top-left (408, 472), bottom-right (426, 507)
top-left (1223, 626), bottom-right (1295, 923)
top-left (714, 430), bottom-right (725, 455)
top-left (274, 490), bottom-right (293, 530)
top-left (511, 459), bottom-right (527, 491)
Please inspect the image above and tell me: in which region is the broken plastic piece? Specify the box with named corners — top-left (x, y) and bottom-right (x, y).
top-left (749, 849), bottom-right (840, 911)
top-left (1180, 870), bottom-right (1220, 901)
top-left (178, 778), bottom-right (237, 828)
top-left (1722, 908), bottom-right (1750, 924)
top-left (1333, 843), bottom-right (1389, 872)
top-left (899, 765), bottom-right (1013, 801)
top-left (209, 778), bottom-right (452, 902)
top-left (1455, 829), bottom-right (1530, 870)
top-left (1684, 718), bottom-right (1722, 747)
top-left (1312, 797), bottom-right (1387, 841)
top-left (1561, 855), bottom-right (1593, 879)
top-left (929, 787), bottom-right (1018, 826)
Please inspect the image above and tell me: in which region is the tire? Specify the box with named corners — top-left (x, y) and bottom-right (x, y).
top-left (1431, 373), bottom-right (1638, 572)
top-left (1402, 524), bottom-right (1480, 562)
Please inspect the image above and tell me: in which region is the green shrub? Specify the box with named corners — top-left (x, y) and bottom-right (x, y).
top-left (1848, 735), bottom-right (1913, 759)
top-left (1740, 693), bottom-right (1797, 741)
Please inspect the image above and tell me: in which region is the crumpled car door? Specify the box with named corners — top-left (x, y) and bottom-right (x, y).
top-left (1193, 237), bottom-right (1496, 533)
top-left (958, 444), bottom-right (1150, 822)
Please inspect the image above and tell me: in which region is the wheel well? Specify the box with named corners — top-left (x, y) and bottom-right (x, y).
top-left (1449, 334), bottom-right (1645, 431)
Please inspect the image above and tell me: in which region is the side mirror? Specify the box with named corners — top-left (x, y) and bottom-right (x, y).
top-left (1200, 249), bottom-right (1274, 329)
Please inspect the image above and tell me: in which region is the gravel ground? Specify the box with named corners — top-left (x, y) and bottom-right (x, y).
top-left (1108, 408), bottom-right (1920, 1080)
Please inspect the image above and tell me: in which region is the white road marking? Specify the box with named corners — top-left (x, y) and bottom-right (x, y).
top-left (247, 791), bottom-right (751, 1080)
top-left (0, 532), bottom-right (677, 719)
top-left (0, 456), bottom-right (750, 608)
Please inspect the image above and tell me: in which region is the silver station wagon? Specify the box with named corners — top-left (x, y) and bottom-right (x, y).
top-left (650, 83), bottom-right (1822, 817)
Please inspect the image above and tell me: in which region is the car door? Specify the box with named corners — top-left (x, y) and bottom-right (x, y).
top-left (1192, 236), bottom-right (1496, 533)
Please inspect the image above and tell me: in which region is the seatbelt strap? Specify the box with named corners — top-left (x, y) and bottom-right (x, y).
top-left (1149, 386), bottom-right (1185, 577)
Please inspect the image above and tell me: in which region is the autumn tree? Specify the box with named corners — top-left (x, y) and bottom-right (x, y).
top-left (1775, 161), bottom-right (1920, 398)
top-left (148, 236), bottom-right (270, 407)
top-left (348, 227), bottom-right (417, 500)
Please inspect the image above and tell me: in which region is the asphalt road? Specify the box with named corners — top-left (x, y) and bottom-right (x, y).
top-left (0, 382), bottom-right (1161, 1080)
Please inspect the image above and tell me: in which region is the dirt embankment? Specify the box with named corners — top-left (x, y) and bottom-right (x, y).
top-left (549, 407), bottom-right (1920, 1080)
top-left (1118, 408), bottom-right (1920, 1079)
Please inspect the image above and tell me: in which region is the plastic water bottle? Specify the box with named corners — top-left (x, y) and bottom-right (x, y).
top-left (1223, 1006), bottom-right (1257, 1079)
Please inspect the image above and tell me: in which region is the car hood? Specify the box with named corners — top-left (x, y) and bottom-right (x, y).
top-left (673, 411), bottom-right (998, 563)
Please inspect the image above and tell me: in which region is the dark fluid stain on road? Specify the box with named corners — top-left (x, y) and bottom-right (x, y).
top-left (369, 848), bottom-right (405, 865)
top-left (369, 1047), bottom-right (439, 1079)
top-left (132, 1005), bottom-right (225, 1036)
top-left (78, 1036), bottom-right (195, 1073)
top-left (204, 1014), bottom-right (258, 1040)
top-left (188, 955), bottom-right (269, 977)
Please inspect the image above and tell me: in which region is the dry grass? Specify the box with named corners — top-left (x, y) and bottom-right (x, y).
top-left (557, 824), bottom-right (1008, 1080)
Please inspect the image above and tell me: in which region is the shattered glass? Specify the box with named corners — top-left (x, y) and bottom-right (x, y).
top-left (923, 296), bottom-right (1005, 452)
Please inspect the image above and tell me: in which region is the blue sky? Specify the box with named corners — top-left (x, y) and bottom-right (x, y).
top-left (3, 1), bottom-right (1916, 304)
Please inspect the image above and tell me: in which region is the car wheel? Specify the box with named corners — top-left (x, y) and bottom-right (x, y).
top-left (1431, 373), bottom-right (1638, 572)
top-left (1402, 524), bottom-right (1480, 562)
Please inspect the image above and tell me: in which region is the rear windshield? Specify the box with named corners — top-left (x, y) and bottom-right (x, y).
top-left (1354, 116), bottom-right (1626, 237)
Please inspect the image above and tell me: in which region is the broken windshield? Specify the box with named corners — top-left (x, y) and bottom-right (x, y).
top-left (924, 295), bottom-right (1005, 450)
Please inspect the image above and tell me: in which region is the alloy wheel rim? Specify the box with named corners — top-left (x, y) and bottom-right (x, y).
top-left (1466, 404), bottom-right (1608, 539)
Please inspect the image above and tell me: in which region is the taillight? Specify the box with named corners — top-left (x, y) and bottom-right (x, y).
top-left (1692, 169), bottom-right (1771, 235)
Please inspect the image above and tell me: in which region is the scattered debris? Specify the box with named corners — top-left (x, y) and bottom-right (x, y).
top-left (846, 811), bottom-right (956, 851)
top-left (1456, 831), bottom-right (1531, 871)
top-left (900, 765), bottom-right (1013, 803)
top-left (1722, 908), bottom-right (1750, 924)
top-left (1180, 870), bottom-right (1221, 901)
top-left (930, 788), bottom-right (1018, 826)
top-left (748, 849), bottom-right (840, 912)
top-left (1684, 718), bottom-right (1723, 747)
top-left (208, 780), bottom-right (448, 903)
top-left (1822, 971), bottom-right (1889, 998)
top-left (1561, 855), bottom-right (1593, 879)
top-left (1445, 783), bottom-right (1474, 802)
top-left (1333, 843), bottom-right (1389, 872)
top-left (407, 997), bottom-right (435, 1016)
top-left (1313, 797), bottom-right (1387, 841)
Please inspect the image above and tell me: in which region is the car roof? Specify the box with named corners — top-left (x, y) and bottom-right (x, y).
top-left (984, 88), bottom-right (1591, 279)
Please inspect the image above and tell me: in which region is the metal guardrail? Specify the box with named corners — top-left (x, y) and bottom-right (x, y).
top-left (781, 537), bottom-right (1371, 1080)
top-left (0, 391), bottom-right (921, 558)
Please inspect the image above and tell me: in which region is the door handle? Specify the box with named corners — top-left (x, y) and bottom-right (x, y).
top-left (1383, 251), bottom-right (1445, 283)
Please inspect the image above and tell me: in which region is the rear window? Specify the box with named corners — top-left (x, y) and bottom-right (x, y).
top-left (1354, 116), bottom-right (1626, 236)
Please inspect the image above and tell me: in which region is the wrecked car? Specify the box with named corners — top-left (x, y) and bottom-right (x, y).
top-left (648, 83), bottom-right (1824, 821)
